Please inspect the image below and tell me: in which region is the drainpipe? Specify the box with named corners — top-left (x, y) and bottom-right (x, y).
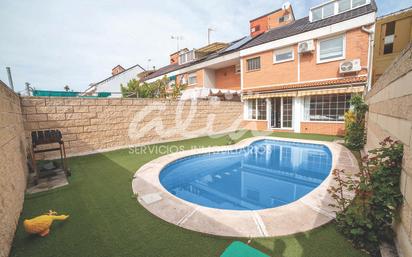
top-left (297, 52), bottom-right (301, 82)
top-left (362, 25), bottom-right (375, 92)
top-left (6, 67), bottom-right (14, 91)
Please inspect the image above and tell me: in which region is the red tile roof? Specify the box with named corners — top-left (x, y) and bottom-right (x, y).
top-left (243, 76), bottom-right (367, 93)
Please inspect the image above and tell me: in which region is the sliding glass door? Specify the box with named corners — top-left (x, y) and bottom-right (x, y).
top-left (269, 97), bottom-right (293, 129)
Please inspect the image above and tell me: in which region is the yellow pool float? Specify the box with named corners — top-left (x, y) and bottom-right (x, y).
top-left (24, 210), bottom-right (69, 237)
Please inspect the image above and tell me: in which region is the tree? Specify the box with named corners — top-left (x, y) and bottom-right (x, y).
top-left (121, 76), bottom-right (183, 99)
top-left (169, 82), bottom-right (187, 99)
top-left (344, 94), bottom-right (368, 150)
top-left (121, 79), bottom-right (140, 98)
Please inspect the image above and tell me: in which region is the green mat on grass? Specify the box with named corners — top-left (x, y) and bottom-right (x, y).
top-left (221, 241), bottom-right (269, 257)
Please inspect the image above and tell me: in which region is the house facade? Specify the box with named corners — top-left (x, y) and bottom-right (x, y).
top-left (142, 0), bottom-right (377, 135)
top-left (372, 7), bottom-right (412, 84)
top-left (83, 64), bottom-right (145, 97)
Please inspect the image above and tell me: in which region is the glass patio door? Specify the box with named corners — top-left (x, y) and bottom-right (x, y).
top-left (270, 97), bottom-right (293, 129)
top-left (270, 98), bottom-right (281, 128)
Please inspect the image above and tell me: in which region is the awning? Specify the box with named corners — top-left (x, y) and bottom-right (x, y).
top-left (243, 86), bottom-right (364, 100)
top-left (297, 86), bottom-right (364, 96)
top-left (242, 91), bottom-right (297, 100)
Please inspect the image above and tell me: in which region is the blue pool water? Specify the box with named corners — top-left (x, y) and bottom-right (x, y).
top-left (159, 140), bottom-right (332, 210)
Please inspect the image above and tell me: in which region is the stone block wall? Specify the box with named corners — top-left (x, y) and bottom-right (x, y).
top-left (365, 44), bottom-right (412, 257)
top-left (0, 82), bottom-right (28, 257)
top-left (21, 97), bottom-right (244, 158)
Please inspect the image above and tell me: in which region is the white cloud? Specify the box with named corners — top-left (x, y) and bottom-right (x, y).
top-left (0, 0), bottom-right (408, 93)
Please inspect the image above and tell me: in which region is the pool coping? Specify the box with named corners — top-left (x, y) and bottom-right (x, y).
top-left (132, 136), bottom-right (359, 238)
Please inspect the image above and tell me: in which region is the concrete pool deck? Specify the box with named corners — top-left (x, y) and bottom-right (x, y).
top-left (132, 136), bottom-right (359, 238)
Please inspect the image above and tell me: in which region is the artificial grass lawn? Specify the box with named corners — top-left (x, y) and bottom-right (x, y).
top-left (10, 131), bottom-right (368, 257)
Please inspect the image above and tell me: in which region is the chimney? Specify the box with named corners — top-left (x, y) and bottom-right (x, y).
top-left (112, 65), bottom-right (125, 76)
top-left (170, 52), bottom-right (180, 65)
top-left (249, 3), bottom-right (294, 37)
top-left (169, 48), bottom-right (189, 65)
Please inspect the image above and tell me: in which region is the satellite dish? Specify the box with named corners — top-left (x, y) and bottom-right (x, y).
top-left (282, 2), bottom-right (291, 10)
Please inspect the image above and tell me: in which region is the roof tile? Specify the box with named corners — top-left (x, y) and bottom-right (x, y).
top-left (241, 2), bottom-right (376, 50)
top-left (243, 76), bottom-right (367, 93)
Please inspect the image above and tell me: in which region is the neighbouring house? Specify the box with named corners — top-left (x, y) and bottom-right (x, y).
top-left (372, 6), bottom-right (412, 84)
top-left (83, 64), bottom-right (145, 97)
top-left (142, 3), bottom-right (294, 100)
top-left (143, 0), bottom-right (376, 136)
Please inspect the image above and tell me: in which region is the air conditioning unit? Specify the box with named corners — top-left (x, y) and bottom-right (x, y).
top-left (298, 40), bottom-right (315, 53)
top-left (339, 59), bottom-right (361, 73)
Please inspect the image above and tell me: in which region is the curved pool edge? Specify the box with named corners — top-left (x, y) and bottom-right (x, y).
top-left (132, 136), bottom-right (359, 238)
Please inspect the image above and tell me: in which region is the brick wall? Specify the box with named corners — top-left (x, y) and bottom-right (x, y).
top-left (22, 97), bottom-right (244, 158)
top-left (215, 65), bottom-right (241, 90)
top-left (242, 27), bottom-right (369, 89)
top-left (365, 44), bottom-right (412, 257)
top-left (0, 82), bottom-right (27, 257)
top-left (301, 122), bottom-right (345, 136)
top-left (249, 7), bottom-right (292, 37)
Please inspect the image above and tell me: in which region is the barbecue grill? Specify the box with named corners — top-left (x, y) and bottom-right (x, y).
top-left (30, 129), bottom-right (70, 184)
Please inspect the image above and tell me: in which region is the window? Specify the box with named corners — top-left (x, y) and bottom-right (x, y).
top-left (179, 75), bottom-right (187, 84)
top-left (310, 0), bottom-right (370, 22)
top-left (383, 21), bottom-right (396, 55)
top-left (274, 47), bottom-right (294, 63)
top-left (251, 25), bottom-right (260, 33)
top-left (282, 97), bottom-right (293, 128)
top-left (270, 97), bottom-right (293, 129)
top-left (188, 73), bottom-right (197, 85)
top-left (338, 0), bottom-right (351, 12)
top-left (235, 64), bottom-right (241, 74)
top-left (179, 50), bottom-right (196, 65)
top-left (352, 0), bottom-right (366, 8)
top-left (257, 99), bottom-right (267, 120)
top-left (304, 94), bottom-right (352, 121)
top-left (318, 35), bottom-right (345, 62)
top-left (247, 99), bottom-right (266, 120)
top-left (247, 100), bottom-right (256, 119)
top-left (247, 57), bottom-right (261, 71)
top-left (323, 2), bottom-right (335, 18)
top-left (312, 7), bottom-right (322, 21)
top-left (279, 15), bottom-right (289, 23)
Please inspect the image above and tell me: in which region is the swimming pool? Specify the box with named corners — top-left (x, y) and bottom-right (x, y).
top-left (159, 139), bottom-right (332, 211)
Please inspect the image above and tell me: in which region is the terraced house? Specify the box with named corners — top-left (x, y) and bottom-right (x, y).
top-left (143, 0), bottom-right (377, 136)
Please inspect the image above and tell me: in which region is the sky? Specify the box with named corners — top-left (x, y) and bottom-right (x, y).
top-left (1, 0), bottom-right (411, 93)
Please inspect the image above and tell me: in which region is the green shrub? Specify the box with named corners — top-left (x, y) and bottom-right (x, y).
top-left (121, 76), bottom-right (177, 99)
top-left (344, 94), bottom-right (368, 150)
top-left (328, 137), bottom-right (403, 255)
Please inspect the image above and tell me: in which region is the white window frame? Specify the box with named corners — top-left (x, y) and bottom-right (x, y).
top-left (303, 94), bottom-right (352, 123)
top-left (281, 97), bottom-right (293, 128)
top-left (273, 47), bottom-right (294, 64)
top-left (268, 97), bottom-right (294, 130)
top-left (246, 57), bottom-right (261, 72)
top-left (309, 0), bottom-right (370, 22)
top-left (245, 99), bottom-right (267, 121)
top-left (317, 34), bottom-right (346, 64)
top-left (188, 72), bottom-right (197, 86)
top-left (180, 75), bottom-right (187, 85)
top-left (245, 100), bottom-right (256, 120)
top-left (278, 14), bottom-right (289, 23)
top-left (178, 49), bottom-right (196, 65)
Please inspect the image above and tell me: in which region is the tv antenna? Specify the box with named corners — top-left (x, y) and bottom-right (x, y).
top-left (171, 35), bottom-right (183, 51)
top-left (208, 28), bottom-right (215, 45)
